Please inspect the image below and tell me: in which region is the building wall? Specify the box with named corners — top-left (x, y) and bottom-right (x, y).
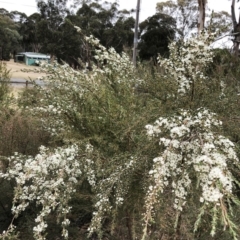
top-left (26, 57), bottom-right (50, 66)
top-left (27, 57), bottom-right (36, 66)
top-left (15, 53), bottom-right (50, 65)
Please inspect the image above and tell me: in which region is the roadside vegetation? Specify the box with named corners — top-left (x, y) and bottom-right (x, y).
top-left (1, 28), bottom-right (240, 240)
top-left (1, 1), bottom-right (240, 240)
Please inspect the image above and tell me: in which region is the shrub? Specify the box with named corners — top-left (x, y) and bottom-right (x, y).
top-left (0, 30), bottom-right (240, 240)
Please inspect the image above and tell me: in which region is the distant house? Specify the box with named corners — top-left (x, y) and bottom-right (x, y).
top-left (15, 52), bottom-right (50, 66)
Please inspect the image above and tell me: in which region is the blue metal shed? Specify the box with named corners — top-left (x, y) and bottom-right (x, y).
top-left (15, 52), bottom-right (50, 66)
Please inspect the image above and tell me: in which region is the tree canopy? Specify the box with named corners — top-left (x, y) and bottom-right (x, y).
top-left (138, 13), bottom-right (176, 61)
top-left (0, 1), bottom-right (236, 64)
top-left (0, 11), bottom-right (22, 60)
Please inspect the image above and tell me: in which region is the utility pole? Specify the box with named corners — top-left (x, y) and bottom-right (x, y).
top-left (133, 0), bottom-right (141, 67)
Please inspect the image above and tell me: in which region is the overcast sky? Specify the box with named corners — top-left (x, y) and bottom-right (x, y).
top-left (0, 0), bottom-right (236, 20)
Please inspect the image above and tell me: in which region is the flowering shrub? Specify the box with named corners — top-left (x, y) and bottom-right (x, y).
top-left (1, 27), bottom-right (240, 240)
top-left (0, 144), bottom-right (94, 240)
top-left (0, 28), bottom-right (142, 240)
top-left (24, 29), bottom-right (139, 139)
top-left (159, 33), bottom-right (215, 97)
top-left (88, 156), bottom-right (137, 238)
top-left (28, 61), bottom-right (93, 137)
top-left (0, 62), bottom-right (11, 104)
top-left (143, 108), bottom-right (240, 240)
top-left (74, 26), bottom-right (135, 85)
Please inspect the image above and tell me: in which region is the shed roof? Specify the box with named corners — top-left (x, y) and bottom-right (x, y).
top-left (17, 52), bottom-right (50, 59)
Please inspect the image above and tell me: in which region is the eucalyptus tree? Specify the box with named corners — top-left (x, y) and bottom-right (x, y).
top-left (156, 0), bottom-right (199, 38)
top-left (206, 11), bottom-right (231, 41)
top-left (138, 13), bottom-right (176, 61)
top-left (9, 10), bottom-right (28, 24)
top-left (33, 0), bottom-right (134, 65)
top-left (109, 15), bottom-right (134, 53)
top-left (66, 0), bottom-right (134, 65)
top-left (0, 8), bottom-right (11, 17)
top-left (35, 0), bottom-right (69, 59)
top-left (56, 18), bottom-right (83, 67)
top-left (157, 0), bottom-right (231, 40)
top-left (75, 1), bottom-right (134, 52)
top-left (197, 0), bottom-right (207, 32)
top-left (0, 10), bottom-right (22, 60)
top-left (231, 0), bottom-right (240, 56)
top-left (19, 13), bottom-right (42, 52)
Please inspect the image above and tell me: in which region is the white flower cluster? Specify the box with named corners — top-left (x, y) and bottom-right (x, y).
top-left (143, 108), bottom-right (239, 236)
top-left (0, 144), bottom-right (90, 240)
top-left (88, 156), bottom-right (137, 237)
top-left (84, 34), bottom-right (136, 85)
top-left (159, 33), bottom-right (215, 94)
top-left (75, 27), bottom-right (137, 86)
top-left (13, 28), bottom-right (141, 239)
top-left (28, 60), bottom-right (97, 136)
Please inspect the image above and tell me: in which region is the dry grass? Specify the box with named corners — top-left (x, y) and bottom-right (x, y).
top-left (4, 59), bottom-right (47, 80)
top-left (9, 87), bottom-right (23, 99)
top-left (0, 110), bottom-right (50, 156)
top-left (3, 59), bottom-right (47, 97)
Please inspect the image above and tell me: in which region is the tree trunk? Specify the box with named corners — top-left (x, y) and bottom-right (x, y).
top-left (231, 0), bottom-right (240, 57)
top-left (198, 0), bottom-right (207, 33)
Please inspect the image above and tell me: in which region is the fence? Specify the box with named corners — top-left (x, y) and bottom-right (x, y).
top-left (0, 79), bottom-right (45, 88)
